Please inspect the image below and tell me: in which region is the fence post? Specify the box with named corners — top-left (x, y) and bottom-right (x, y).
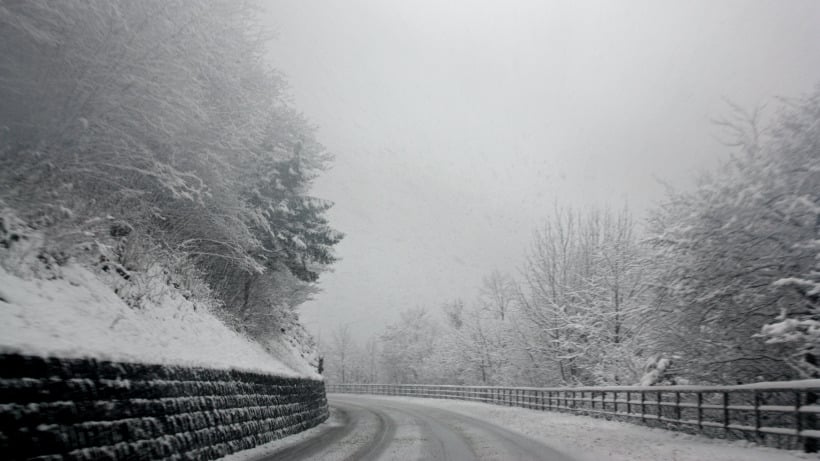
top-left (754, 391), bottom-right (762, 442)
top-left (675, 392), bottom-right (681, 423)
top-left (796, 390), bottom-right (803, 449)
top-left (640, 391), bottom-right (645, 422)
top-left (723, 392), bottom-right (730, 432)
top-left (697, 392), bottom-right (703, 430)
top-left (627, 391), bottom-right (631, 416)
top-left (657, 391), bottom-right (662, 421)
top-left (806, 388), bottom-right (819, 453)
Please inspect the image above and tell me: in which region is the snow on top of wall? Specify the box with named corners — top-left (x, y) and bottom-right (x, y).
top-left (0, 263), bottom-right (317, 378)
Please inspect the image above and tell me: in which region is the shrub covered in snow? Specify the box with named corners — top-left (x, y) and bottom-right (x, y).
top-left (646, 87), bottom-right (820, 383)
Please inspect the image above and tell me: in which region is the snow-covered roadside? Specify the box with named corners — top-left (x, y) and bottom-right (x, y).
top-left (361, 396), bottom-right (817, 461)
top-left (0, 263), bottom-right (314, 377)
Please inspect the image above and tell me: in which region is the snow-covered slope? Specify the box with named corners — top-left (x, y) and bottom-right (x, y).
top-left (0, 202), bottom-right (321, 377)
top-left (0, 263), bottom-right (316, 377)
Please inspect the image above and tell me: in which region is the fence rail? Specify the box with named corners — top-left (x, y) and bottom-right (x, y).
top-left (326, 381), bottom-right (820, 453)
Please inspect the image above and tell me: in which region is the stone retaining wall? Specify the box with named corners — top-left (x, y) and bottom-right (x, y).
top-left (0, 354), bottom-right (328, 460)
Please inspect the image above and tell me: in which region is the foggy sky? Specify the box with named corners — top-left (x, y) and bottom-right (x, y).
top-left (262, 0), bottom-right (820, 342)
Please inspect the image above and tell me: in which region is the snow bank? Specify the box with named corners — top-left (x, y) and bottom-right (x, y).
top-left (0, 263), bottom-right (313, 377)
top-left (371, 396), bottom-right (816, 461)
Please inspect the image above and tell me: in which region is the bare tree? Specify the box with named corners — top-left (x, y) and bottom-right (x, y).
top-left (517, 206), bottom-right (647, 385)
top-left (330, 324), bottom-right (354, 383)
top-left (479, 270), bottom-right (516, 321)
top-left (648, 93), bottom-right (820, 383)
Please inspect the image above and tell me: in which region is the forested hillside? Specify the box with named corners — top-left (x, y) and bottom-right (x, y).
top-left (0, 1), bottom-right (341, 370)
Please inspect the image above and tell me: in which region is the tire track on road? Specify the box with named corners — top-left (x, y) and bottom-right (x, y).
top-left (258, 398), bottom-right (395, 461)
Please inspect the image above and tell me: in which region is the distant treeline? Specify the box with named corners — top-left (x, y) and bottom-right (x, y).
top-left (324, 87), bottom-right (820, 387)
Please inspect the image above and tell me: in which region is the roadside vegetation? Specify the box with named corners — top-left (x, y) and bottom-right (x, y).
top-left (0, 1), bottom-right (341, 369)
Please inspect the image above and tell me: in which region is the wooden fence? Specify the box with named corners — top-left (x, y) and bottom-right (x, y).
top-left (326, 381), bottom-right (820, 452)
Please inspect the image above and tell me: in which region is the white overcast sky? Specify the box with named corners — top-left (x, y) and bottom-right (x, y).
top-left (262, 0), bottom-right (820, 342)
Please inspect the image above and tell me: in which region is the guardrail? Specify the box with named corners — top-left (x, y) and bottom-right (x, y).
top-left (326, 381), bottom-right (820, 452)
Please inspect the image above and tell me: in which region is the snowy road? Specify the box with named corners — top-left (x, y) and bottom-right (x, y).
top-left (252, 394), bottom-right (576, 460)
top-left (225, 394), bottom-right (808, 461)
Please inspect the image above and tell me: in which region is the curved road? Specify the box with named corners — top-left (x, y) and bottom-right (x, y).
top-left (255, 394), bottom-right (576, 461)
